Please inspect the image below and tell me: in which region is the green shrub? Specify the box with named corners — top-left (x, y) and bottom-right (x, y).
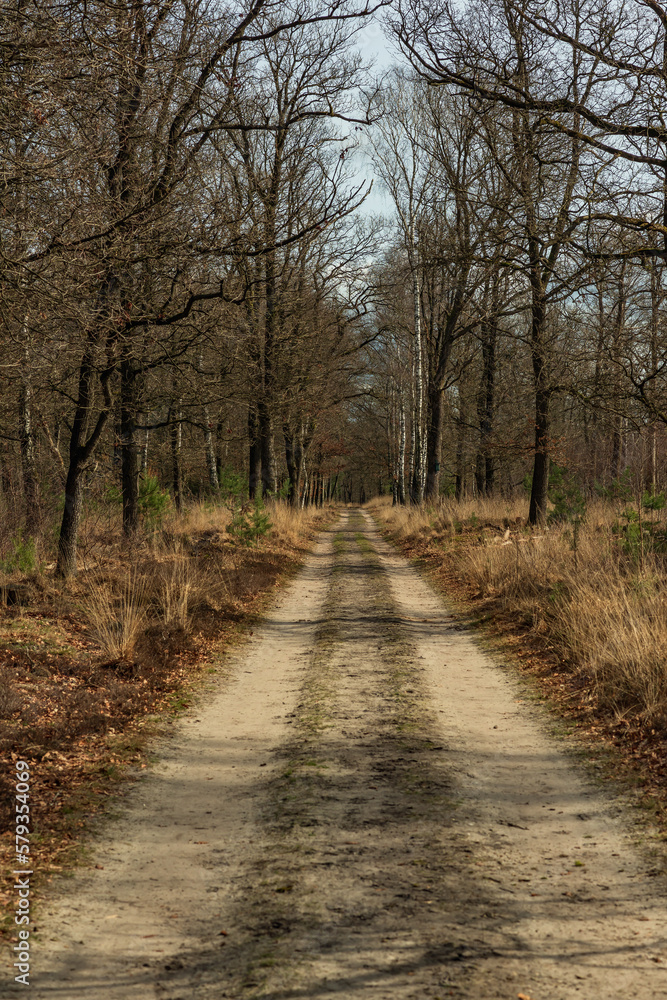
top-left (595, 468), bottom-right (634, 504)
top-left (218, 466), bottom-right (248, 500)
top-left (612, 493), bottom-right (667, 562)
top-left (102, 475), bottom-right (170, 530)
top-left (547, 465), bottom-right (586, 524)
top-left (139, 475), bottom-right (170, 529)
top-left (0, 533), bottom-right (37, 574)
top-left (227, 498), bottom-right (272, 547)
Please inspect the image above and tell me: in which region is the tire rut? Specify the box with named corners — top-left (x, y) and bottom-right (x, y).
top-left (154, 510), bottom-right (500, 1000)
top-left (17, 509), bottom-right (667, 1000)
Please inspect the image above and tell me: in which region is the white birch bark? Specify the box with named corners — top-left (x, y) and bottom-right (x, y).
top-left (397, 389), bottom-right (407, 505)
top-left (203, 411), bottom-right (219, 492)
top-left (409, 218), bottom-right (426, 503)
top-left (198, 353), bottom-right (219, 491)
top-left (369, 76), bottom-right (432, 506)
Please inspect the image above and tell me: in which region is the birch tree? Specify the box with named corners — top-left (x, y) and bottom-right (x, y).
top-left (369, 70), bottom-right (433, 502)
top-left (392, 0), bottom-right (601, 521)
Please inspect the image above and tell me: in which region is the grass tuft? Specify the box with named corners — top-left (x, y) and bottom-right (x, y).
top-left (80, 571), bottom-right (148, 661)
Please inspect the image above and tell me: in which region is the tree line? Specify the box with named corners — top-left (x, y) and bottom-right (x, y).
top-left (3, 0), bottom-right (667, 577)
top-left (365, 0), bottom-right (667, 522)
top-left (0, 0), bottom-right (386, 576)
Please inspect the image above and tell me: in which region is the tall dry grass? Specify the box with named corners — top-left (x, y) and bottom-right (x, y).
top-left (158, 496), bottom-right (327, 551)
top-left (372, 494), bottom-right (526, 544)
top-left (265, 500), bottom-right (327, 547)
top-left (158, 550), bottom-right (197, 630)
top-left (73, 498), bottom-right (332, 659)
top-left (370, 496), bottom-right (667, 727)
top-left (0, 495), bottom-right (335, 911)
top-left (79, 571), bottom-right (148, 661)
top-left (0, 494), bottom-right (333, 678)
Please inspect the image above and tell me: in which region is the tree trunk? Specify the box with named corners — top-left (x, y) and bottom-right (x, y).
top-left (171, 401), bottom-right (183, 512)
top-left (409, 339), bottom-right (425, 504)
top-left (529, 383), bottom-right (551, 525)
top-left (57, 461), bottom-right (85, 580)
top-left (475, 313), bottom-right (497, 497)
top-left (284, 425), bottom-right (299, 506)
top-left (397, 391), bottom-right (407, 505)
top-left (408, 218), bottom-right (425, 504)
top-left (19, 350), bottom-right (38, 534)
top-left (56, 339), bottom-right (113, 578)
top-left (120, 354), bottom-right (140, 536)
top-left (527, 254), bottom-right (550, 526)
top-left (202, 407), bottom-right (219, 492)
top-left (258, 400), bottom-right (276, 496)
top-left (259, 213), bottom-right (278, 498)
top-left (215, 416), bottom-right (226, 484)
top-left (248, 406), bottom-right (261, 500)
top-left (141, 424), bottom-right (150, 475)
top-left (424, 385), bottom-right (444, 500)
top-left (455, 404), bottom-right (467, 502)
top-left (648, 264), bottom-right (661, 491)
top-left (611, 416), bottom-right (623, 481)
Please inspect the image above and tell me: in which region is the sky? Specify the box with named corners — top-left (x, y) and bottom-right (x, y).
top-left (355, 11), bottom-right (397, 70)
top-left (351, 15), bottom-right (400, 218)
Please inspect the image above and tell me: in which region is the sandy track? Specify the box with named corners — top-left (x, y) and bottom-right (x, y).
top-left (11, 510), bottom-right (667, 999)
top-left (362, 512), bottom-right (667, 998)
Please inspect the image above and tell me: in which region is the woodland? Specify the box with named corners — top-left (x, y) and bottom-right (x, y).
top-left (3, 0), bottom-right (667, 573)
top-left (4, 0), bottom-right (667, 925)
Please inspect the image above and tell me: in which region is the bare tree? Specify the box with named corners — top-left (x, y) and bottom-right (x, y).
top-left (0, 0), bottom-right (387, 574)
top-left (219, 9), bottom-right (377, 497)
top-left (391, 0), bottom-right (603, 521)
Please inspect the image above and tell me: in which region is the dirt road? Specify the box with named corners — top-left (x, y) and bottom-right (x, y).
top-left (15, 510), bottom-right (667, 998)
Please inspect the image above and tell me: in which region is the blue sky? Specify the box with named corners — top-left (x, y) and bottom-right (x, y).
top-left (352, 15), bottom-right (398, 217)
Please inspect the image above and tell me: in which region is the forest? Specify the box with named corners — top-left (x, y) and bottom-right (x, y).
top-left (2, 0), bottom-right (667, 571)
top-left (4, 1), bottom-right (667, 973)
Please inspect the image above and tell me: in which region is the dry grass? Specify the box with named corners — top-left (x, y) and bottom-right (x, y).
top-left (0, 496), bottom-right (334, 935)
top-left (265, 500), bottom-right (327, 546)
top-left (69, 499), bottom-right (332, 660)
top-left (369, 495), bottom-right (667, 728)
top-left (72, 500), bottom-right (329, 650)
top-left (163, 499), bottom-right (232, 539)
top-left (79, 571), bottom-right (148, 661)
top-left (158, 550), bottom-right (197, 630)
top-left (459, 523), bottom-right (667, 722)
top-left (374, 494), bottom-right (526, 545)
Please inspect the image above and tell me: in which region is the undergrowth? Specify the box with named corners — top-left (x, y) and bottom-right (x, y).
top-left (368, 495), bottom-right (667, 730)
top-left (0, 498), bottom-right (333, 936)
